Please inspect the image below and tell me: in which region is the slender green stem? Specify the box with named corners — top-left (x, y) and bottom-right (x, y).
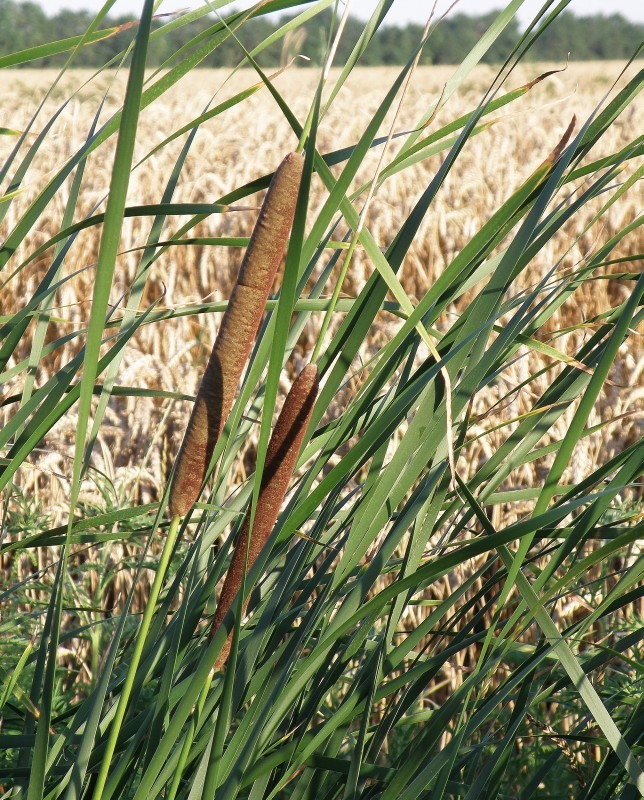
top-left (91, 514), bottom-right (181, 799)
top-left (312, 11), bottom-right (427, 366)
top-left (166, 728), bottom-right (192, 800)
top-left (311, 236), bottom-right (360, 364)
top-left (165, 676), bottom-right (213, 800)
top-left (297, 0), bottom-right (346, 153)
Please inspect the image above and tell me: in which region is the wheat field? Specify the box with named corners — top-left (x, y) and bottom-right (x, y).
top-left (1, 61), bottom-right (641, 705)
top-left (2, 63), bottom-right (640, 516)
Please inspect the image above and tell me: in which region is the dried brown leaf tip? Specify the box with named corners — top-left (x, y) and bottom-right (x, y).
top-left (210, 363), bottom-right (319, 670)
top-left (169, 153), bottom-right (304, 517)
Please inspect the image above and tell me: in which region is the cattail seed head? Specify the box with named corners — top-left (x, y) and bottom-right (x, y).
top-left (169, 153), bottom-right (304, 517)
top-left (210, 363), bottom-right (319, 669)
top-left (237, 152), bottom-right (304, 292)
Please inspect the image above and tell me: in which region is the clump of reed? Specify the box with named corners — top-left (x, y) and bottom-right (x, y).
top-left (91, 151), bottom-right (308, 795)
top-left (167, 149), bottom-right (317, 668)
top-left (1, 5), bottom-right (641, 792)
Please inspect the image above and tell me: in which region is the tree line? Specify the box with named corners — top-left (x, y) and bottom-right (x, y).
top-left (2, 1), bottom-right (642, 67)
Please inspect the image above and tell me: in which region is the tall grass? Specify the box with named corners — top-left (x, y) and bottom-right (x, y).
top-left (0, 1), bottom-right (642, 798)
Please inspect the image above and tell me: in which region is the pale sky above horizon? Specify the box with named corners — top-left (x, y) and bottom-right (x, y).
top-left (19, 0), bottom-right (644, 26)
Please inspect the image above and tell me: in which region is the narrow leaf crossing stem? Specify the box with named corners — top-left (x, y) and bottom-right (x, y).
top-left (91, 514), bottom-right (181, 799)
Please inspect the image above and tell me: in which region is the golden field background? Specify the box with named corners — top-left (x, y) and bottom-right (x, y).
top-left (2, 63), bottom-right (640, 509)
top-left (1, 64), bottom-right (641, 668)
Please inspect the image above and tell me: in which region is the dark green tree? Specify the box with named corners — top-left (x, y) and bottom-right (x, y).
top-left (0, 3), bottom-right (641, 67)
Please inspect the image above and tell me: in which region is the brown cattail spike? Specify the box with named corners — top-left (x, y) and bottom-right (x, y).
top-left (210, 363), bottom-right (319, 670)
top-left (169, 153), bottom-right (304, 517)
top-left (237, 152), bottom-right (304, 292)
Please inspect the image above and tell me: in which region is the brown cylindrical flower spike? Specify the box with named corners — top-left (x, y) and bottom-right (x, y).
top-left (210, 363), bottom-right (319, 670)
top-left (169, 153), bottom-right (304, 517)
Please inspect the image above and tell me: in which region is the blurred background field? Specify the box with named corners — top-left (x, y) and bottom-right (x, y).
top-left (1, 62), bottom-right (640, 519)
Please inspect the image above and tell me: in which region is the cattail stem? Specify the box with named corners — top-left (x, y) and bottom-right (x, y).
top-left (209, 363), bottom-right (319, 670)
top-left (166, 673), bottom-right (212, 800)
top-left (92, 514), bottom-right (181, 800)
top-left (169, 152), bottom-right (304, 518)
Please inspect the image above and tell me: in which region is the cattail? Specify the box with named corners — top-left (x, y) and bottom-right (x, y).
top-left (210, 363), bottom-right (319, 670)
top-left (169, 152), bottom-right (304, 517)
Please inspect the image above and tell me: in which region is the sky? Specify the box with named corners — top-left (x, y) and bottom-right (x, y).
top-left (21, 0), bottom-right (644, 25)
